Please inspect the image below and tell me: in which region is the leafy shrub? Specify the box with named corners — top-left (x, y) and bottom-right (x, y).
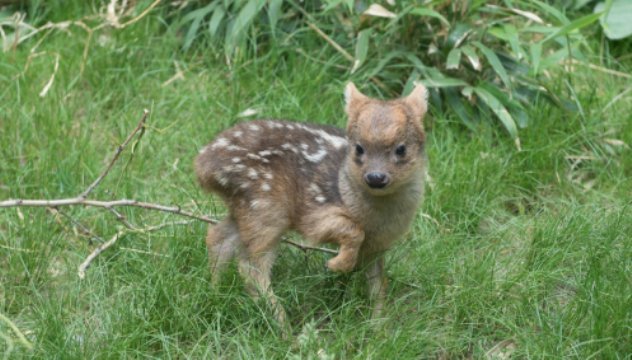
top-left (173, 1), bottom-right (613, 147)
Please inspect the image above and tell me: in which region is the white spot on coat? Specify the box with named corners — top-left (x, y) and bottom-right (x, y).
top-left (216, 174), bottom-right (229, 186)
top-left (247, 168), bottom-right (259, 180)
top-left (248, 124), bottom-right (261, 131)
top-left (211, 137), bottom-right (230, 150)
top-left (302, 148), bottom-right (328, 163)
top-left (315, 195), bottom-right (326, 203)
top-left (226, 144), bottom-right (246, 152)
top-left (296, 124), bottom-right (347, 149)
top-left (308, 183), bottom-right (322, 194)
top-left (261, 183), bottom-right (271, 192)
top-left (250, 200), bottom-right (260, 210)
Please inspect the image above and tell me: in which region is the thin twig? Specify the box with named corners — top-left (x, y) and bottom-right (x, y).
top-left (77, 230), bottom-right (125, 279)
top-left (105, 206), bottom-right (138, 230)
top-left (283, 239), bottom-right (338, 255)
top-left (77, 220), bottom-right (193, 278)
top-left (119, 0), bottom-right (162, 28)
top-left (1, 107), bottom-right (336, 279)
top-left (306, 22), bottom-right (353, 62)
top-left (564, 59), bottom-right (632, 80)
top-left (80, 109), bottom-right (148, 198)
top-left (0, 198), bottom-right (219, 224)
top-left (47, 207), bottom-right (104, 243)
top-left (304, 17), bottom-right (391, 94)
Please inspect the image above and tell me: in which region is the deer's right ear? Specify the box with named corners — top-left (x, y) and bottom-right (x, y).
top-left (344, 82), bottom-right (368, 118)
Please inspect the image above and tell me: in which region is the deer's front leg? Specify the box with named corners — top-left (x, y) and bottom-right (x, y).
top-left (365, 256), bottom-right (387, 319)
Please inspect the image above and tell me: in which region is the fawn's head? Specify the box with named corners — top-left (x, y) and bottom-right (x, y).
top-left (344, 82), bottom-right (428, 196)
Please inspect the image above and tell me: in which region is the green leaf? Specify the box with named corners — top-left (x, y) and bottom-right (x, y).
top-left (352, 29), bottom-right (371, 73)
top-left (447, 23), bottom-right (472, 48)
top-left (403, 53), bottom-right (426, 70)
top-left (228, 0), bottom-right (265, 43)
top-left (474, 42), bottom-right (511, 89)
top-left (445, 88), bottom-right (476, 130)
top-left (409, 7), bottom-right (450, 27)
top-left (478, 82), bottom-right (530, 128)
top-left (268, 0), bottom-right (283, 34)
top-left (208, 6), bottom-right (226, 37)
top-left (488, 24), bottom-right (526, 60)
top-left (446, 48), bottom-right (462, 70)
top-left (574, 0), bottom-right (594, 10)
top-left (541, 11), bottom-right (603, 43)
top-left (402, 70), bottom-right (420, 98)
top-left (184, 15), bottom-right (204, 50)
top-left (420, 77), bottom-right (468, 88)
top-left (461, 45), bottom-right (481, 71)
top-left (366, 51), bottom-right (404, 78)
top-left (530, 0), bottom-right (570, 24)
top-left (182, 3), bottom-right (217, 49)
top-left (596, 0), bottom-right (632, 40)
top-left (473, 86), bottom-right (520, 145)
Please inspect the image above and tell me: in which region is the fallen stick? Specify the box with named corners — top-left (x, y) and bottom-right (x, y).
top-left (77, 220), bottom-right (192, 279)
top-left (1, 109), bottom-right (336, 279)
top-left (0, 198), bottom-right (218, 224)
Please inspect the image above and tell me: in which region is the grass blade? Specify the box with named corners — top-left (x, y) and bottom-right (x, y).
top-left (541, 12), bottom-right (603, 43)
top-left (530, 42), bottom-right (542, 76)
top-left (208, 6), bottom-right (225, 37)
top-left (268, 0), bottom-right (283, 34)
top-left (182, 3), bottom-right (217, 50)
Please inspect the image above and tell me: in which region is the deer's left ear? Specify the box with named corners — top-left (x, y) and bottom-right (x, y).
top-left (344, 82), bottom-right (368, 118)
top-left (403, 83), bottom-right (428, 120)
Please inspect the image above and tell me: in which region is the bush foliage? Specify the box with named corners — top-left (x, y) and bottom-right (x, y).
top-left (172, 0), bottom-right (630, 147)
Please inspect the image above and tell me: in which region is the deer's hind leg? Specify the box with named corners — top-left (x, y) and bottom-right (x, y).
top-left (206, 218), bottom-right (241, 286)
top-left (235, 203), bottom-right (290, 327)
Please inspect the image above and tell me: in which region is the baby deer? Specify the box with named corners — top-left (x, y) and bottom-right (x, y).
top-left (195, 83), bottom-right (428, 324)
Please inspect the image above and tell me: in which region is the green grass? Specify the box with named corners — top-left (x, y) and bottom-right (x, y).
top-left (1, 8), bottom-right (631, 359)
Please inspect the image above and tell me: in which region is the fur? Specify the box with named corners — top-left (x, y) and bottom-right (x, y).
top-left (194, 82), bottom-right (429, 324)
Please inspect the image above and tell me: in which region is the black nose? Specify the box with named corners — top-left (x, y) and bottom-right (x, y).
top-left (364, 172), bottom-right (389, 189)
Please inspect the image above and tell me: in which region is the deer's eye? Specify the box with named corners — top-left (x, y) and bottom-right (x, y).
top-left (395, 144), bottom-right (406, 156)
top-left (355, 144), bottom-right (365, 156)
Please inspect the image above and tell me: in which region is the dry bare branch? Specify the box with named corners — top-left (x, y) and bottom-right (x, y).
top-left (1, 108), bottom-right (337, 278)
top-left (77, 220), bottom-right (192, 279)
top-left (77, 230), bottom-right (125, 279)
top-left (80, 109), bottom-right (148, 198)
top-left (283, 239), bottom-right (338, 255)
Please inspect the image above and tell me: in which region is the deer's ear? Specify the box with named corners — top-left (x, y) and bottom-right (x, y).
top-left (403, 82), bottom-right (428, 120)
top-left (344, 82), bottom-right (368, 118)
